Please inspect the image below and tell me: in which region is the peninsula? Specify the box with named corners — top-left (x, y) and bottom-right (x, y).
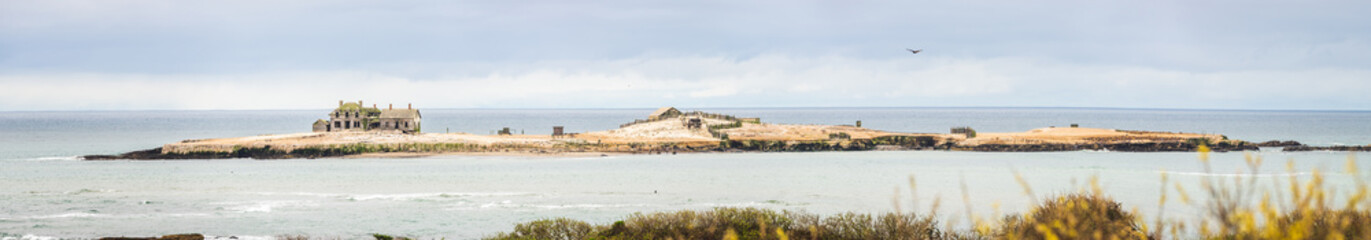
top-left (84, 103), bottom-right (1264, 160)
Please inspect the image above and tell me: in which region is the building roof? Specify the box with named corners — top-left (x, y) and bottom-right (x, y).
top-left (335, 102), bottom-right (380, 113)
top-left (379, 109), bottom-right (421, 119)
top-left (650, 107), bottom-right (680, 118)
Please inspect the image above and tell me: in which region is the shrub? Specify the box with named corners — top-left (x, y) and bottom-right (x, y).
top-left (487, 218), bottom-right (595, 240)
top-left (484, 207), bottom-right (953, 240)
top-left (996, 193), bottom-right (1150, 240)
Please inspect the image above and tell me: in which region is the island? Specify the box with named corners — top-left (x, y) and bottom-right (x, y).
top-left (84, 102), bottom-right (1271, 160)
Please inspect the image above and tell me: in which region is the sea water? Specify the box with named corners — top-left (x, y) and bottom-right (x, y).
top-left (2, 108), bottom-right (1370, 239)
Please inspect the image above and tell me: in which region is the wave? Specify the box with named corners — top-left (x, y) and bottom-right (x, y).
top-left (3, 212), bottom-right (210, 222)
top-left (27, 212), bottom-right (108, 219)
top-left (217, 200), bottom-right (318, 213)
top-left (348, 192), bottom-right (532, 201)
top-left (444, 200), bottom-right (655, 211)
top-left (531, 203), bottom-right (653, 209)
top-left (0, 234), bottom-right (60, 240)
top-left (65, 188), bottom-right (116, 195)
top-left (20, 156), bottom-right (79, 161)
top-left (249, 191), bottom-right (535, 201)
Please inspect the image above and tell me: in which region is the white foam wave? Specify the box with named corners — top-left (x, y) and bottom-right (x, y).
top-left (532, 203), bottom-right (652, 209)
top-left (22, 156), bottom-right (79, 161)
top-left (64, 188), bottom-right (116, 195)
top-left (479, 200), bottom-right (515, 209)
top-left (220, 200), bottom-right (318, 213)
top-left (698, 200), bottom-right (805, 207)
top-left (1, 234), bottom-right (59, 240)
top-left (250, 191), bottom-right (534, 201)
top-left (349, 192), bottom-right (534, 201)
top-left (249, 192), bottom-right (342, 198)
top-left (28, 212), bottom-right (107, 219)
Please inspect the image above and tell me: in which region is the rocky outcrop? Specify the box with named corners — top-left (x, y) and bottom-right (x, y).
top-left (83, 146), bottom-right (358, 160)
top-left (715, 135), bottom-right (944, 152)
top-left (952, 142), bottom-right (1258, 152)
top-left (100, 234), bottom-right (203, 240)
top-left (1283, 145), bottom-right (1371, 152)
top-left (1256, 140), bottom-right (1304, 147)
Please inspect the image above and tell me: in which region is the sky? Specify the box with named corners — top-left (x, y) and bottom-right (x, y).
top-left (1, 0), bottom-right (1369, 111)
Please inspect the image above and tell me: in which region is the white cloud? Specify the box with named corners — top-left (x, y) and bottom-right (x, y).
top-left (1, 55), bottom-right (1368, 111)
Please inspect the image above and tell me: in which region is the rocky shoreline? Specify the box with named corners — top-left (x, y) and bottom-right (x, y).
top-left (1283, 145), bottom-right (1371, 152)
top-left (83, 137), bottom-right (1275, 160)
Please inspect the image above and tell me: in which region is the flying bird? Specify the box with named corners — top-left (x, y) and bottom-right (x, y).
top-left (906, 48), bottom-right (922, 54)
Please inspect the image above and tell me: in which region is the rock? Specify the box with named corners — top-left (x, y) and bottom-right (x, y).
top-left (98, 234), bottom-right (202, 240)
top-left (952, 142), bottom-right (1258, 152)
top-left (160, 234), bottom-right (205, 240)
top-left (1256, 140), bottom-right (1303, 147)
top-left (1283, 145), bottom-right (1371, 152)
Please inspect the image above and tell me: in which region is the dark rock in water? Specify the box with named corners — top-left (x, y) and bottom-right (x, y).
top-left (99, 234), bottom-right (202, 240)
top-left (953, 142), bottom-right (1258, 152)
top-left (1283, 145), bottom-right (1371, 152)
top-left (159, 234), bottom-right (205, 240)
top-left (83, 148), bottom-right (235, 160)
top-left (82, 155), bottom-right (120, 160)
top-left (83, 146), bottom-right (362, 160)
top-left (1256, 140), bottom-right (1303, 147)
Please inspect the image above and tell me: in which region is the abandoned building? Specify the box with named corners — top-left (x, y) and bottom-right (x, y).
top-left (648, 107), bottom-right (683, 121)
top-left (312, 100), bottom-right (422, 133)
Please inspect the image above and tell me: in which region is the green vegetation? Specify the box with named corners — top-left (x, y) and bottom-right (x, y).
top-left (871, 135), bottom-right (939, 148)
top-left (484, 207), bottom-right (959, 240)
top-left (708, 121), bottom-right (744, 138)
top-left (371, 233), bottom-right (413, 240)
top-left (828, 132), bottom-right (851, 140)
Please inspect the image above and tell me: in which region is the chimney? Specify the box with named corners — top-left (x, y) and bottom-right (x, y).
top-left (407, 103), bottom-right (412, 109)
top-left (339, 100), bottom-right (343, 107)
top-left (389, 104), bottom-right (393, 110)
top-left (359, 100), bottom-right (363, 106)
top-left (373, 104), bottom-right (377, 109)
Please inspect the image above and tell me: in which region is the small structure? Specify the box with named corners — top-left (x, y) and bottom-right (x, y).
top-left (648, 107), bottom-right (683, 121)
top-left (498, 127), bottom-right (512, 135)
top-left (951, 126), bottom-right (977, 138)
top-left (552, 126), bottom-right (564, 137)
top-left (856, 120), bottom-right (862, 128)
top-left (685, 118), bottom-right (703, 129)
top-left (313, 100), bottom-right (422, 134)
top-left (312, 120), bottom-right (330, 132)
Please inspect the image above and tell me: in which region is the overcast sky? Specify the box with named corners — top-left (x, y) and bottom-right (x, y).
top-left (2, 0), bottom-right (1368, 111)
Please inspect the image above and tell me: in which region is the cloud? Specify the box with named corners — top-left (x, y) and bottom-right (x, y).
top-left (1, 55), bottom-right (1367, 111)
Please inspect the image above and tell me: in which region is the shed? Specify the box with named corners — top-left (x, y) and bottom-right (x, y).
top-left (648, 107), bottom-right (682, 121)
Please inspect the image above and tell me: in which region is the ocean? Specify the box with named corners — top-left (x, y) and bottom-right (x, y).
top-left (2, 108), bottom-right (1369, 239)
